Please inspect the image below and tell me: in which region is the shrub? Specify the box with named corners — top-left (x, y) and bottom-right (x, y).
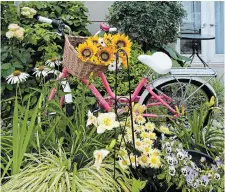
top-left (107, 1), bottom-right (186, 51)
top-left (1, 1), bottom-right (90, 94)
top-left (2, 148), bottom-right (132, 192)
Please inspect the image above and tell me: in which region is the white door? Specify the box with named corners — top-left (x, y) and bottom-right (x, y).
top-left (207, 1), bottom-right (224, 63)
top-left (179, 1), bottom-right (224, 65)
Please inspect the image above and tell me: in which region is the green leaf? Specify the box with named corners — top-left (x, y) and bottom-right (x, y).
top-left (13, 63), bottom-right (23, 68)
top-left (109, 139), bottom-right (116, 149)
top-left (1, 52), bottom-right (8, 60)
top-left (157, 173), bottom-right (166, 179)
top-left (131, 178), bottom-right (147, 192)
top-left (6, 84), bottom-right (13, 90)
top-left (1, 63), bottom-right (11, 69)
top-left (166, 174), bottom-right (171, 183)
top-left (177, 180), bottom-right (184, 189)
top-left (163, 45), bottom-right (178, 60)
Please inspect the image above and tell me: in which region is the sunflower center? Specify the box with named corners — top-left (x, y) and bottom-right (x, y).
top-left (51, 57), bottom-right (57, 61)
top-left (117, 40), bottom-right (126, 48)
top-left (13, 70), bottom-right (21, 76)
top-left (92, 40), bottom-right (98, 45)
top-left (100, 52), bottom-right (110, 61)
top-left (82, 49), bottom-right (91, 57)
top-left (39, 66), bottom-right (45, 71)
top-left (106, 38), bottom-right (112, 44)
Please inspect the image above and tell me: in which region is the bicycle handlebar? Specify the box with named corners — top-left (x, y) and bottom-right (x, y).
top-left (34, 14), bottom-right (71, 34)
top-left (35, 14), bottom-right (117, 35)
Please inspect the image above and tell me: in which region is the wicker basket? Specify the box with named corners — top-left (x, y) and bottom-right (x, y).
top-left (62, 35), bottom-right (108, 79)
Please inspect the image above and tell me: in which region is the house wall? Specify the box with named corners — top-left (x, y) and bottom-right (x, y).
top-left (84, 1), bottom-right (114, 35)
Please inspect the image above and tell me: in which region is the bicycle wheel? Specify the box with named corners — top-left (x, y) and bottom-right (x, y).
top-left (140, 76), bottom-right (217, 121)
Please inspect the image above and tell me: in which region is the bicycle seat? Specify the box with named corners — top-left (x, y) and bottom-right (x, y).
top-left (138, 52), bottom-right (172, 74)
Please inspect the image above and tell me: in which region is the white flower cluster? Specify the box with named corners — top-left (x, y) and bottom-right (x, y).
top-left (6, 24), bottom-right (25, 40)
top-left (33, 57), bottom-right (62, 78)
top-left (116, 103), bottom-right (162, 170)
top-left (161, 137), bottom-right (224, 190)
top-left (21, 7), bottom-right (37, 18)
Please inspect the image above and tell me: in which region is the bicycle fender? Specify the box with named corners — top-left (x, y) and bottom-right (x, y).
top-left (139, 76), bottom-right (218, 106)
top-left (61, 80), bottom-right (73, 103)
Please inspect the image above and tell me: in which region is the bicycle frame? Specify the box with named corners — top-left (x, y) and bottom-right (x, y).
top-left (57, 68), bottom-right (178, 118)
top-left (49, 67), bottom-right (179, 117)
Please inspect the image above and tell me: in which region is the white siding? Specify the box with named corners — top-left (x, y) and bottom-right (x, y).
top-left (84, 1), bottom-right (114, 34)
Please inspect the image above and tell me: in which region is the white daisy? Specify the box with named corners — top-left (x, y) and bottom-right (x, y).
top-left (149, 149), bottom-right (161, 157)
top-left (129, 153), bottom-right (138, 168)
top-left (45, 58), bottom-right (62, 68)
top-left (134, 124), bottom-right (145, 133)
top-left (33, 66), bottom-right (50, 77)
top-left (6, 70), bottom-right (29, 84)
top-left (143, 138), bottom-right (154, 147)
top-left (135, 138), bottom-right (144, 151)
top-left (108, 60), bottom-right (122, 71)
top-left (149, 154), bottom-right (161, 168)
top-left (135, 114), bottom-right (146, 125)
top-left (145, 122), bottom-right (155, 132)
top-left (98, 37), bottom-right (106, 47)
top-left (47, 69), bottom-right (61, 77)
top-left (138, 154), bottom-right (150, 168)
top-left (118, 157), bottom-right (130, 170)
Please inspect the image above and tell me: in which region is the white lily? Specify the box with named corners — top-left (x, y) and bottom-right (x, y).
top-left (86, 110), bottom-right (97, 127)
top-left (93, 149), bottom-right (110, 170)
top-left (97, 112), bottom-right (119, 134)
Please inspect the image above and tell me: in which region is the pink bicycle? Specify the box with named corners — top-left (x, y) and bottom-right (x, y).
top-left (36, 15), bottom-right (218, 119)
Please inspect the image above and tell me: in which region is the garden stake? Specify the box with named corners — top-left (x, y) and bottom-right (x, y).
top-left (113, 49), bottom-right (137, 179)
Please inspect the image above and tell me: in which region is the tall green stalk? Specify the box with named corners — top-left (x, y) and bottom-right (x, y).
top-left (12, 94), bottom-right (43, 175)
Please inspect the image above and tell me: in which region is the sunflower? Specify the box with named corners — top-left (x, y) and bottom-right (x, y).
top-left (120, 47), bottom-right (131, 57)
top-left (90, 55), bottom-right (101, 65)
top-left (96, 46), bottom-right (115, 65)
top-left (103, 33), bottom-right (113, 46)
top-left (77, 42), bottom-right (98, 62)
top-left (86, 36), bottom-right (99, 46)
top-left (119, 53), bottom-right (128, 69)
top-left (112, 34), bottom-right (132, 51)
